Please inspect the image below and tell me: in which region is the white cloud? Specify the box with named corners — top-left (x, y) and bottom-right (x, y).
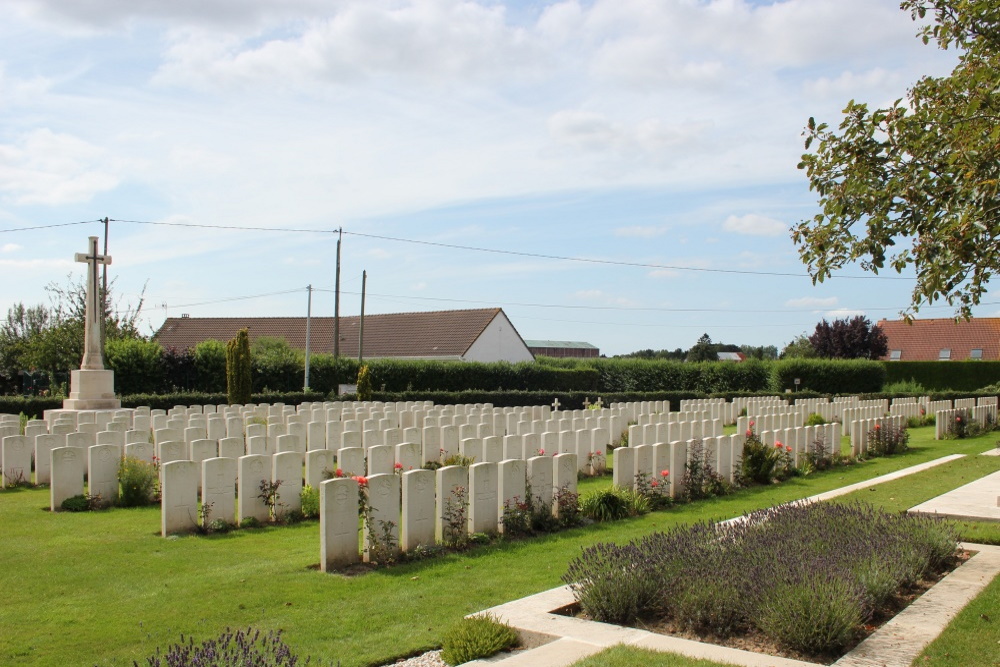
top-left (2, 243), bottom-right (22, 253)
top-left (785, 296), bottom-right (838, 309)
top-left (0, 64), bottom-right (51, 108)
top-left (573, 289), bottom-right (637, 308)
top-left (547, 110), bottom-right (706, 163)
top-left (804, 68), bottom-right (898, 98)
top-left (0, 129), bottom-right (119, 205)
top-left (153, 2), bottom-right (541, 90)
top-left (722, 214), bottom-right (787, 237)
top-left (824, 308), bottom-right (866, 319)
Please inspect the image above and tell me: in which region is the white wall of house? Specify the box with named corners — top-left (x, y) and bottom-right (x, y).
top-left (463, 312), bottom-right (534, 363)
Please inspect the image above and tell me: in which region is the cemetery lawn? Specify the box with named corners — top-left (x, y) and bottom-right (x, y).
top-left (1, 427), bottom-right (998, 667)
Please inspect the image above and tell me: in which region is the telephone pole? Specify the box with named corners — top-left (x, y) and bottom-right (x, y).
top-left (358, 270), bottom-right (366, 363)
top-left (334, 228), bottom-right (342, 358)
top-left (304, 284), bottom-right (312, 391)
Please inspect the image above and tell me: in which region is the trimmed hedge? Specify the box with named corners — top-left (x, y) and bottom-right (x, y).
top-left (0, 391), bottom-right (327, 420)
top-left (770, 359), bottom-right (886, 394)
top-left (883, 361), bottom-right (1000, 391)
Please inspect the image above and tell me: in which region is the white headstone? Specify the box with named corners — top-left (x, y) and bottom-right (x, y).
top-left (161, 460), bottom-right (199, 536)
top-left (321, 478), bottom-right (361, 571)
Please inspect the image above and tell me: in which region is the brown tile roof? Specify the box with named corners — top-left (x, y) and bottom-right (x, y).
top-left (154, 308), bottom-right (509, 358)
top-left (877, 318), bottom-right (1000, 361)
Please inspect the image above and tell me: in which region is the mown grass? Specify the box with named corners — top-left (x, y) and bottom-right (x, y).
top-left (0, 427), bottom-right (997, 666)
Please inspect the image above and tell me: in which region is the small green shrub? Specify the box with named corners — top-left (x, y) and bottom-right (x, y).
top-left (882, 378), bottom-right (927, 394)
top-left (300, 485), bottom-right (320, 519)
top-left (239, 516), bottom-right (261, 529)
top-left (804, 412), bottom-right (826, 426)
top-left (442, 453), bottom-right (475, 467)
top-left (118, 456), bottom-right (159, 507)
top-left (737, 429), bottom-right (782, 485)
top-left (621, 488), bottom-right (651, 516)
top-left (579, 488), bottom-right (632, 522)
top-left (60, 494), bottom-right (91, 512)
top-left (207, 519), bottom-right (233, 534)
top-left (440, 613), bottom-right (519, 666)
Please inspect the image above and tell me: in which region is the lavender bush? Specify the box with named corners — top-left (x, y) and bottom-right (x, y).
top-left (563, 502), bottom-right (958, 656)
top-left (136, 627), bottom-right (310, 666)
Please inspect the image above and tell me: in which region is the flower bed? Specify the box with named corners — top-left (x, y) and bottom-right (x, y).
top-left (562, 502), bottom-right (960, 662)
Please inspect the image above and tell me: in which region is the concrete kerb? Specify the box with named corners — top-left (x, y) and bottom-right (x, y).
top-left (466, 455), bottom-right (995, 667)
top-left (469, 544), bottom-right (1000, 667)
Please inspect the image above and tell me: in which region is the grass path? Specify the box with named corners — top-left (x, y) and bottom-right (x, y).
top-left (0, 427), bottom-right (997, 666)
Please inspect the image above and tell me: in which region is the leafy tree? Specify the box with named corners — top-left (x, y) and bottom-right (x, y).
top-left (793, 1), bottom-right (1000, 318)
top-left (616, 348), bottom-right (685, 360)
top-left (808, 316), bottom-right (888, 360)
top-left (780, 334), bottom-right (818, 360)
top-left (250, 336), bottom-right (303, 392)
top-left (0, 276), bottom-right (146, 392)
top-left (193, 339), bottom-right (227, 393)
top-left (105, 338), bottom-right (164, 395)
top-left (739, 344), bottom-right (779, 361)
top-left (686, 333), bottom-right (719, 362)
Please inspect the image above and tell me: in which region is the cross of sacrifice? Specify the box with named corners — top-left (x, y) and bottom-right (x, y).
top-left (583, 397), bottom-right (591, 408)
top-left (551, 398), bottom-right (561, 412)
top-left (595, 397), bottom-right (604, 409)
top-left (74, 236), bottom-right (112, 371)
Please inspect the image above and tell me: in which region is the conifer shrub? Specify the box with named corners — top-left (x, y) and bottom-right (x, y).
top-left (356, 364), bottom-right (373, 401)
top-left (226, 329), bottom-right (252, 405)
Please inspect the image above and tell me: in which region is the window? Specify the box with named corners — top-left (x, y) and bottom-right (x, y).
top-left (890, 350), bottom-right (902, 361)
top-left (970, 348), bottom-right (983, 360)
top-left (939, 348), bottom-right (951, 360)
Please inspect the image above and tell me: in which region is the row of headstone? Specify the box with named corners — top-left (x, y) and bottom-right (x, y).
top-left (935, 405), bottom-right (999, 439)
top-left (158, 451), bottom-right (579, 556)
top-left (627, 419), bottom-right (723, 448)
top-left (850, 415), bottom-right (908, 455)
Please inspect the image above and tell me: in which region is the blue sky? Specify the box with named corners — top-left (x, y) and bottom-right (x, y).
top-left (0, 0), bottom-right (975, 356)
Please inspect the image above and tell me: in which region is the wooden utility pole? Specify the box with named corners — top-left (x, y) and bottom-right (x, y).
top-left (358, 270), bottom-right (366, 363)
top-left (334, 227), bottom-right (342, 358)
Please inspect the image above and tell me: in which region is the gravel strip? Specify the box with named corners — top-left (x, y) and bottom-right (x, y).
top-left (381, 649), bottom-right (448, 667)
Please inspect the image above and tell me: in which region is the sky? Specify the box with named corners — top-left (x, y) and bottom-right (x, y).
top-left (0, 0), bottom-right (977, 356)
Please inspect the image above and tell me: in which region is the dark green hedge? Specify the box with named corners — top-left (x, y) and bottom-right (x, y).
top-left (364, 390), bottom-right (706, 409)
top-left (591, 358), bottom-right (771, 393)
top-left (0, 391), bottom-right (328, 420)
top-left (883, 361), bottom-right (1000, 391)
top-left (770, 359), bottom-right (886, 394)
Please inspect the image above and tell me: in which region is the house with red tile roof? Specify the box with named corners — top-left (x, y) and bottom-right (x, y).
top-left (153, 308), bottom-right (535, 363)
top-left (876, 318), bottom-right (1000, 361)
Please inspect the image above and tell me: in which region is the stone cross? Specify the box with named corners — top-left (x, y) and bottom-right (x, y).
top-left (551, 398), bottom-right (561, 412)
top-left (74, 236), bottom-right (112, 371)
top-left (595, 397), bottom-right (604, 409)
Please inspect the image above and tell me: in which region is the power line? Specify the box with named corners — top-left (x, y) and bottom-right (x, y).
top-left (340, 229), bottom-right (912, 281)
top-left (318, 286), bottom-right (991, 315)
top-left (5, 217), bottom-right (913, 281)
top-left (165, 288), bottom-right (305, 310)
top-left (0, 220), bottom-right (101, 232)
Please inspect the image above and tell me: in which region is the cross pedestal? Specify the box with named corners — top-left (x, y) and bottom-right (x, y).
top-left (63, 236), bottom-right (120, 411)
